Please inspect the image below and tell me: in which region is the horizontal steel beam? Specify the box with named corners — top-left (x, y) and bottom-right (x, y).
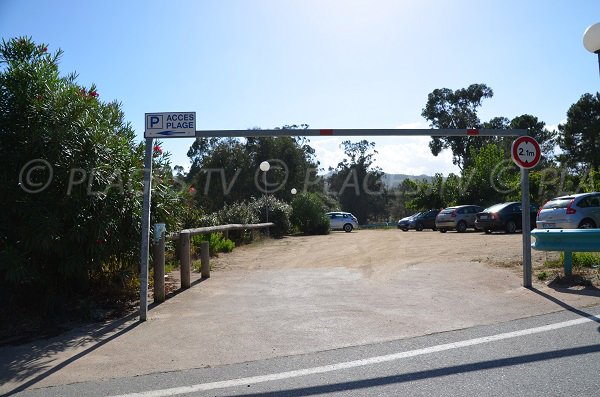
top-left (194, 128), bottom-right (527, 138)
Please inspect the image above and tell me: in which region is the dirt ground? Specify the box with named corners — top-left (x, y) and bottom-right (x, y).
top-left (212, 228), bottom-right (559, 280)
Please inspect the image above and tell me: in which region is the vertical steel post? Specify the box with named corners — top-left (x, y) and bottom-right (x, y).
top-left (521, 167), bottom-right (532, 287)
top-left (153, 230), bottom-right (165, 303)
top-left (139, 138), bottom-right (154, 321)
top-left (180, 232), bottom-right (191, 289)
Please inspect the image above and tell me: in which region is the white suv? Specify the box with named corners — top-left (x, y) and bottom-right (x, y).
top-left (326, 212), bottom-right (359, 232)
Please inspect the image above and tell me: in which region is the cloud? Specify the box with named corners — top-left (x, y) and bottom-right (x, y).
top-left (311, 121), bottom-right (460, 176)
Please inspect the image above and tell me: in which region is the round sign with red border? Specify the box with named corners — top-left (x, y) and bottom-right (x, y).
top-left (511, 136), bottom-right (541, 169)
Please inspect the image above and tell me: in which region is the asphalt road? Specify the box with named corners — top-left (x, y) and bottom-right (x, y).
top-left (13, 306), bottom-right (600, 397)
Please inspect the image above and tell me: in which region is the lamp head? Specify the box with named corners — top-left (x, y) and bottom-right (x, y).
top-left (583, 23), bottom-right (600, 53)
top-left (259, 161), bottom-right (270, 172)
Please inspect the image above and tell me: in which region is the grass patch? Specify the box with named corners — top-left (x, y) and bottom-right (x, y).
top-left (543, 252), bottom-right (600, 269)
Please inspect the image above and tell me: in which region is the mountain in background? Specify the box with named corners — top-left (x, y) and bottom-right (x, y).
top-left (321, 172), bottom-right (433, 189)
top-left (382, 173), bottom-right (433, 189)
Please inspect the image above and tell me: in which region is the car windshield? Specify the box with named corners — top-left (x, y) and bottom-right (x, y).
top-left (542, 198), bottom-right (573, 209)
top-left (484, 203), bottom-right (508, 213)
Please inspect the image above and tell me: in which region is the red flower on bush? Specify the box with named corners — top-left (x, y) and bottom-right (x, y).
top-left (188, 186), bottom-right (196, 194)
top-left (89, 90), bottom-right (98, 98)
top-left (42, 46), bottom-right (47, 52)
top-left (153, 145), bottom-right (163, 157)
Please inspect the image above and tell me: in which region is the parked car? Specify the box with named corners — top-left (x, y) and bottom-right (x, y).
top-left (403, 209), bottom-right (441, 231)
top-left (326, 211), bottom-right (359, 232)
top-left (536, 192), bottom-right (600, 229)
top-left (397, 212), bottom-right (421, 231)
top-left (435, 205), bottom-right (484, 233)
top-left (475, 202), bottom-right (538, 234)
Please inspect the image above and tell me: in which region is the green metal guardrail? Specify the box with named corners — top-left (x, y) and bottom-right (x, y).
top-left (530, 229), bottom-right (600, 276)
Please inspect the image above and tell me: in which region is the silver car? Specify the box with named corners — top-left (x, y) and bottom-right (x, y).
top-left (536, 192), bottom-right (600, 229)
top-left (326, 212), bottom-right (359, 232)
top-left (435, 205), bottom-right (484, 233)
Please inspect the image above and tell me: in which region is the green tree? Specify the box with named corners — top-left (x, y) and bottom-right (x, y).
top-left (421, 83), bottom-right (494, 171)
top-left (0, 37), bottom-right (183, 316)
top-left (558, 92), bottom-right (600, 171)
top-left (186, 125), bottom-right (323, 214)
top-left (461, 143), bottom-right (518, 206)
top-left (290, 192), bottom-right (330, 235)
top-left (327, 140), bottom-right (387, 223)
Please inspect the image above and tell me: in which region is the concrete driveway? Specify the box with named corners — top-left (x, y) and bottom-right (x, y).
top-left (2, 230), bottom-right (599, 394)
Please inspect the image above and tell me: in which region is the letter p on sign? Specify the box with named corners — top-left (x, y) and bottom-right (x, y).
top-left (148, 115), bottom-right (163, 129)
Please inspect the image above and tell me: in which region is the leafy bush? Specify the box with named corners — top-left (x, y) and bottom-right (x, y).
top-left (251, 195), bottom-right (291, 238)
top-left (0, 37), bottom-right (187, 317)
top-left (216, 201), bottom-right (259, 225)
top-left (290, 193), bottom-right (330, 235)
top-left (191, 232), bottom-right (235, 257)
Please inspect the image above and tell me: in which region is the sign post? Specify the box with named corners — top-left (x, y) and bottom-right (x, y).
top-left (511, 136), bottom-right (542, 288)
top-left (139, 138), bottom-right (153, 321)
top-left (140, 112), bottom-right (196, 322)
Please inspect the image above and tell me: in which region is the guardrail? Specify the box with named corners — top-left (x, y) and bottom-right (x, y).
top-left (153, 222), bottom-right (274, 303)
top-left (530, 228), bottom-right (600, 276)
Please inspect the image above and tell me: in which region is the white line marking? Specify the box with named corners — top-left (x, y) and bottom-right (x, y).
top-left (110, 314), bottom-right (600, 397)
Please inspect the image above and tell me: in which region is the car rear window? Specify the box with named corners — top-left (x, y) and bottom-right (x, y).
top-left (484, 203), bottom-right (507, 213)
top-left (440, 208), bottom-right (455, 214)
top-left (542, 198), bottom-right (573, 209)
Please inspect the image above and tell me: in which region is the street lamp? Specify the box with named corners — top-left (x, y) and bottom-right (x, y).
top-left (291, 188), bottom-right (297, 195)
top-left (259, 161), bottom-right (270, 227)
top-left (583, 22), bottom-right (600, 77)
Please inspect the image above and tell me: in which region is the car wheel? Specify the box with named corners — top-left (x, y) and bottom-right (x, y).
top-left (343, 223), bottom-right (353, 233)
top-left (456, 221), bottom-right (467, 233)
top-left (432, 227), bottom-right (437, 231)
top-left (401, 228), bottom-right (408, 232)
top-left (505, 220), bottom-right (516, 234)
top-left (439, 229), bottom-right (447, 233)
top-left (415, 222), bottom-right (424, 231)
top-left (485, 229), bottom-right (492, 234)
top-left (578, 219), bottom-right (596, 229)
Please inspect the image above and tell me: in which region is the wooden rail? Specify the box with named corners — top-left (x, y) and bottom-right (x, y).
top-left (153, 222), bottom-right (274, 302)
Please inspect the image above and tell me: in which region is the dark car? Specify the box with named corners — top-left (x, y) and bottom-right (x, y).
top-left (397, 212), bottom-right (421, 231)
top-left (475, 202), bottom-right (538, 234)
top-left (406, 209), bottom-right (441, 231)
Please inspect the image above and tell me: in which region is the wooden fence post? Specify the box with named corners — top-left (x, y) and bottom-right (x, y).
top-left (180, 232), bottom-right (191, 289)
top-left (153, 231), bottom-right (165, 303)
top-left (201, 241), bottom-right (210, 279)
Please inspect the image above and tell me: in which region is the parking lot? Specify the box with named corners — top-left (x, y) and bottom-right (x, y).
top-left (3, 228), bottom-right (599, 392)
top-left (213, 228), bottom-right (551, 275)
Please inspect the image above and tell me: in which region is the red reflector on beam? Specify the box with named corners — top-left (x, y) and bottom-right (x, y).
top-left (320, 129), bottom-right (333, 136)
top-left (467, 129), bottom-right (480, 136)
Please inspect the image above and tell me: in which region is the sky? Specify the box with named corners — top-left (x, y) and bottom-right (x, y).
top-left (1, 0), bottom-right (600, 176)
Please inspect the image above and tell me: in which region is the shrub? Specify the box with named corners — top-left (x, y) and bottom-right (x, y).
top-left (251, 196), bottom-right (291, 238)
top-left (216, 201), bottom-right (259, 225)
top-left (191, 232), bottom-right (235, 257)
top-left (0, 37), bottom-right (187, 317)
top-left (290, 193), bottom-right (330, 235)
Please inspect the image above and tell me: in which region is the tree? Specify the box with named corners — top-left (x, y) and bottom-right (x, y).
top-left (186, 125), bottom-right (323, 214)
top-left (0, 37), bottom-right (184, 314)
top-left (290, 192), bottom-right (330, 235)
top-left (421, 84), bottom-right (494, 171)
top-left (461, 143), bottom-right (518, 206)
top-left (558, 92), bottom-right (600, 171)
top-left (327, 140), bottom-right (386, 223)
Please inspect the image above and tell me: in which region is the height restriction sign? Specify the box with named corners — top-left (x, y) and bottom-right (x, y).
top-left (511, 136), bottom-right (541, 169)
